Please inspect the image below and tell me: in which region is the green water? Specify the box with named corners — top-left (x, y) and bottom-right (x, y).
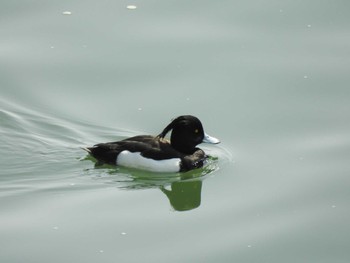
top-left (1, 1), bottom-right (350, 262)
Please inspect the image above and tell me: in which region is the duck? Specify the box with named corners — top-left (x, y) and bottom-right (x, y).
top-left (84, 115), bottom-right (220, 172)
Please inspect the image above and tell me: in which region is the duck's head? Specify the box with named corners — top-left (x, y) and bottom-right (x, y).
top-left (158, 115), bottom-right (220, 154)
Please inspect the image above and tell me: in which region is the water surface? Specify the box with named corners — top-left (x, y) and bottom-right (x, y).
top-left (1, 1), bottom-right (350, 262)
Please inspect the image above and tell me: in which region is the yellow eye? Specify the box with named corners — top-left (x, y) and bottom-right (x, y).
top-left (194, 129), bottom-right (199, 133)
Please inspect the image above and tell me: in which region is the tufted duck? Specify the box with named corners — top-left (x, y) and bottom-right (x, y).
top-left (84, 115), bottom-right (220, 172)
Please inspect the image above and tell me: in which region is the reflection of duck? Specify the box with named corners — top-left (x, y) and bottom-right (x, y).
top-left (160, 180), bottom-right (202, 211)
top-left (85, 157), bottom-right (219, 211)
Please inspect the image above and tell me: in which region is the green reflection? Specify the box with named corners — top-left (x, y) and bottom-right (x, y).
top-left (84, 156), bottom-right (218, 211)
top-left (160, 180), bottom-right (202, 211)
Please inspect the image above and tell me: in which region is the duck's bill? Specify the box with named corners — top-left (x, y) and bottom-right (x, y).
top-left (202, 133), bottom-right (220, 144)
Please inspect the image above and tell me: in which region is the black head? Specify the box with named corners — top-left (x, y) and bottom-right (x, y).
top-left (158, 115), bottom-right (219, 154)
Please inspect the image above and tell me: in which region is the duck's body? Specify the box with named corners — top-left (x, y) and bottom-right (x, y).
top-left (84, 115), bottom-right (220, 172)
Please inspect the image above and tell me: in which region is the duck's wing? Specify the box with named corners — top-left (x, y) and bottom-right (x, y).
top-left (86, 135), bottom-right (171, 164)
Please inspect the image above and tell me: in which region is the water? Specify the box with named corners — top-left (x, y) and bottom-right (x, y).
top-left (1, 0), bottom-right (350, 262)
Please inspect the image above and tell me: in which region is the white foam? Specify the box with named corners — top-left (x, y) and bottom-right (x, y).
top-left (116, 150), bottom-right (181, 173)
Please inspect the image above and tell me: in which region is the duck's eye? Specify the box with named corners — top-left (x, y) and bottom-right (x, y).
top-left (194, 129), bottom-right (199, 133)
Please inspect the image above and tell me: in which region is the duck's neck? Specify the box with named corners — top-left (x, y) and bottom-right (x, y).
top-left (170, 137), bottom-right (196, 154)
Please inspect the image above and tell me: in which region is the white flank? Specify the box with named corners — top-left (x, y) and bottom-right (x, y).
top-left (116, 151), bottom-right (181, 173)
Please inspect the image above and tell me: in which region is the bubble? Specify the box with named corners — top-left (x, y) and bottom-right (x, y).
top-left (126, 5), bottom-right (137, 10)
